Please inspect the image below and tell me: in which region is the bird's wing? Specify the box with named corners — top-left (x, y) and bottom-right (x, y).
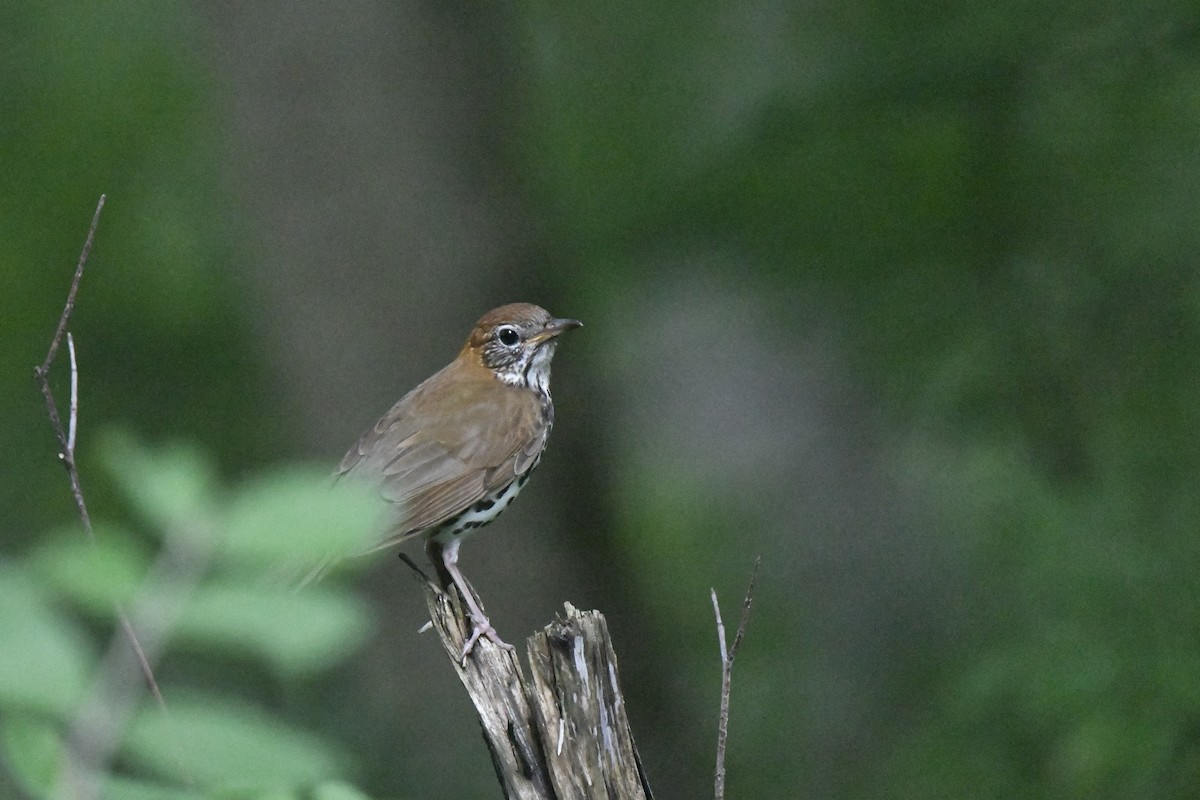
top-left (338, 367), bottom-right (547, 548)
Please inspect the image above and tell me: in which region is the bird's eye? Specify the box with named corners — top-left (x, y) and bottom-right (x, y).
top-left (497, 326), bottom-right (520, 347)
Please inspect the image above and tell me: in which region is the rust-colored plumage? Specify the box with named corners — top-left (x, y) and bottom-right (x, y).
top-left (336, 302), bottom-right (580, 657)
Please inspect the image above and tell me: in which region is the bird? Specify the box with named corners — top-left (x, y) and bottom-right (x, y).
top-left (334, 303), bottom-right (581, 658)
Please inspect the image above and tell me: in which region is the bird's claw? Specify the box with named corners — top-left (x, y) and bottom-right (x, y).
top-left (460, 614), bottom-right (515, 664)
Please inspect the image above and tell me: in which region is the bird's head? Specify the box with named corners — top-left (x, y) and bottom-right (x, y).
top-left (464, 303), bottom-right (582, 392)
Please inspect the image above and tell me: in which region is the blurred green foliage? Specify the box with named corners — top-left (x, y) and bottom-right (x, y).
top-left (517, 5), bottom-right (1200, 799)
top-left (5, 1), bottom-right (1200, 798)
top-left (0, 435), bottom-right (378, 798)
top-left (1, 0), bottom-right (276, 554)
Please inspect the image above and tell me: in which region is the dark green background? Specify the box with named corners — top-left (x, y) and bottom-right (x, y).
top-left (5, 2), bottom-right (1199, 797)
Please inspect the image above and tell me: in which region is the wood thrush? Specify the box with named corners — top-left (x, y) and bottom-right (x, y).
top-left (337, 303), bottom-right (581, 657)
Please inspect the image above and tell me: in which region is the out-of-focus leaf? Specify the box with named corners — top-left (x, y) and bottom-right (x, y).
top-left (173, 581), bottom-right (373, 677)
top-left (228, 790), bottom-right (301, 800)
top-left (0, 713), bottom-right (62, 798)
top-left (312, 781), bottom-right (375, 800)
top-left (218, 468), bottom-right (381, 567)
top-left (122, 693), bottom-right (352, 791)
top-left (24, 523), bottom-right (150, 613)
top-left (98, 429), bottom-right (217, 535)
top-left (0, 567), bottom-right (92, 715)
top-left (99, 775), bottom-right (206, 800)
top-left (195, 789), bottom-right (299, 800)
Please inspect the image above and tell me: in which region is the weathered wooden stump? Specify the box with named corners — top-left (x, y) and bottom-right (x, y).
top-left (422, 579), bottom-right (654, 800)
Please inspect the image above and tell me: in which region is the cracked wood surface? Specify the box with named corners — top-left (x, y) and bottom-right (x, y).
top-left (422, 580), bottom-right (652, 800)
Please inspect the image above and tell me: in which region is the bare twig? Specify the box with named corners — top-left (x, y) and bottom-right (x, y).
top-left (67, 333), bottom-right (79, 454)
top-left (58, 513), bottom-right (209, 798)
top-left (38, 195), bottom-right (105, 376)
top-left (116, 614), bottom-right (166, 709)
top-left (34, 196), bottom-right (106, 545)
top-left (711, 556), bottom-right (760, 800)
top-left (33, 196), bottom-right (174, 795)
top-left (397, 551), bottom-right (434, 585)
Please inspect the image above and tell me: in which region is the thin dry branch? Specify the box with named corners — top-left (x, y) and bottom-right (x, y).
top-left (33, 196), bottom-right (173, 796)
top-left (67, 333), bottom-right (79, 454)
top-left (711, 556), bottom-right (760, 800)
top-left (34, 195), bottom-right (106, 544)
top-left (59, 513), bottom-right (210, 798)
top-left (38, 196), bottom-right (104, 376)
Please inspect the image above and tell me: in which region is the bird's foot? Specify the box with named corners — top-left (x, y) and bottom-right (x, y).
top-left (460, 613), bottom-right (515, 664)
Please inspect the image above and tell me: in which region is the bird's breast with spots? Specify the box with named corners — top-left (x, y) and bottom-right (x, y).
top-left (433, 466), bottom-right (536, 544)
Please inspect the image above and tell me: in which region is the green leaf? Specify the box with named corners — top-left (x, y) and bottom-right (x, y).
top-left (0, 567), bottom-right (93, 715)
top-left (122, 693), bottom-right (352, 791)
top-left (223, 790), bottom-right (302, 800)
top-left (24, 523), bottom-right (151, 613)
top-left (218, 468), bottom-right (381, 567)
top-left (0, 714), bottom-right (63, 797)
top-left (98, 429), bottom-right (217, 535)
top-left (99, 775), bottom-right (207, 800)
top-left (312, 781), bottom-right (376, 800)
top-left (173, 582), bottom-right (373, 677)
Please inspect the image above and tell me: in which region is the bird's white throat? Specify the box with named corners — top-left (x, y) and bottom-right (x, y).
top-left (496, 342), bottom-right (556, 395)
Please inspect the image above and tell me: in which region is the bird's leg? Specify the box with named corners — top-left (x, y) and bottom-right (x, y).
top-left (435, 537), bottom-right (515, 661)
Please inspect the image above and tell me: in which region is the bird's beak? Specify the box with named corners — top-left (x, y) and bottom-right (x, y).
top-left (530, 318), bottom-right (582, 344)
